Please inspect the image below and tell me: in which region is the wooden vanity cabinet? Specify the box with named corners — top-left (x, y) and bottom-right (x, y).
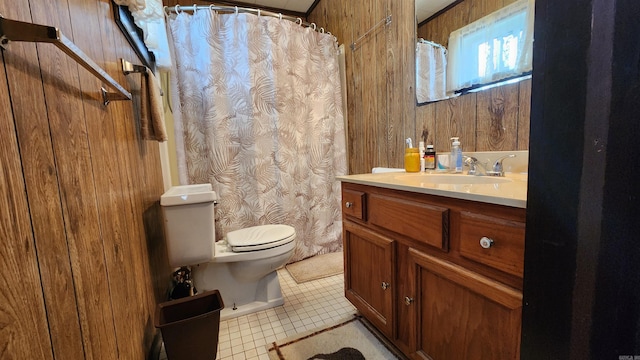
top-left (341, 182), bottom-right (525, 360)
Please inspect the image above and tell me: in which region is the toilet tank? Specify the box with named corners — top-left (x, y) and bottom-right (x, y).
top-left (160, 184), bottom-right (217, 267)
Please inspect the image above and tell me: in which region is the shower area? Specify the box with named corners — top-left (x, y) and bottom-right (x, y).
top-left (164, 5), bottom-right (347, 263)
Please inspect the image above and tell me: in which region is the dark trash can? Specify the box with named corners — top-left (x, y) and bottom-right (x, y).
top-left (154, 289), bottom-right (224, 360)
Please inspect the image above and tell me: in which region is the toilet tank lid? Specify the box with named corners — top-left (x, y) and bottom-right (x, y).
top-left (160, 184), bottom-right (217, 206)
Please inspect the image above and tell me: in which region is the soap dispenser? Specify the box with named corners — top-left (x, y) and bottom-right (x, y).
top-left (450, 137), bottom-right (462, 173)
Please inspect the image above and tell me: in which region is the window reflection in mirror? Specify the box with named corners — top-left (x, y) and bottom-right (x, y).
top-left (416, 0), bottom-right (534, 105)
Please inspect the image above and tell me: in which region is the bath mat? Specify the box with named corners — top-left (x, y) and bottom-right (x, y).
top-left (285, 252), bottom-right (343, 284)
top-left (267, 315), bottom-right (403, 360)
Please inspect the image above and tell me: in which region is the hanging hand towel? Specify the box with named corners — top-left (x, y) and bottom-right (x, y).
top-left (140, 68), bottom-right (168, 142)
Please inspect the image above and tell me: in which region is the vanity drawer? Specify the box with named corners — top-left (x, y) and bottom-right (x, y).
top-left (342, 189), bottom-right (366, 221)
top-left (368, 194), bottom-right (449, 251)
top-left (459, 211), bottom-right (525, 277)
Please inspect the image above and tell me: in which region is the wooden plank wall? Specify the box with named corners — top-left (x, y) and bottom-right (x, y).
top-left (417, 0), bottom-right (530, 152)
top-left (0, 0), bottom-right (171, 358)
top-left (309, 0), bottom-right (416, 174)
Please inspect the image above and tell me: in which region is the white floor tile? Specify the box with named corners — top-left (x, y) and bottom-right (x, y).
top-left (161, 267), bottom-right (356, 360)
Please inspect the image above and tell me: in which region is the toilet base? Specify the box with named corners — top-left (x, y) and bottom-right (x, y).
top-left (220, 296), bottom-right (284, 320)
top-left (192, 264), bottom-right (286, 321)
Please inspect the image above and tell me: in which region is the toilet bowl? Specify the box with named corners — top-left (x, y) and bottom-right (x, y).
top-left (160, 184), bottom-right (296, 320)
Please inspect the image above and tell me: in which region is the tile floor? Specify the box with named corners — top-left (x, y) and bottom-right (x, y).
top-left (160, 268), bottom-right (357, 360)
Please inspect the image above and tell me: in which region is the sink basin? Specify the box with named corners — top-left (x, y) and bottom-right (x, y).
top-left (394, 173), bottom-right (512, 185)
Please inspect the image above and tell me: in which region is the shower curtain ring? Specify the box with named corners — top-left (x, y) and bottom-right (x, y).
top-left (209, 4), bottom-right (214, 11)
top-left (278, 13), bottom-right (282, 20)
top-left (192, 4), bottom-right (197, 13)
top-left (320, 27), bottom-right (325, 33)
top-left (175, 5), bottom-right (181, 14)
top-left (296, 18), bottom-right (302, 26)
top-left (163, 5), bottom-right (169, 15)
top-left (311, 23), bottom-right (317, 31)
top-left (235, 6), bottom-right (238, 14)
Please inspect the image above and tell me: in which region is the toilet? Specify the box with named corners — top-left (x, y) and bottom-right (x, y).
top-left (160, 184), bottom-right (296, 320)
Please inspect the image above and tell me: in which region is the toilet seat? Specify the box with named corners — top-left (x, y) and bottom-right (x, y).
top-left (226, 224), bottom-right (296, 252)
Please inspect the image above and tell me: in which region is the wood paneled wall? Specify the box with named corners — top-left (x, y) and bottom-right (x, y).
top-left (417, 80), bottom-right (531, 152)
top-left (417, 0), bottom-right (530, 152)
top-left (0, 1), bottom-right (170, 359)
top-left (308, 0), bottom-right (416, 174)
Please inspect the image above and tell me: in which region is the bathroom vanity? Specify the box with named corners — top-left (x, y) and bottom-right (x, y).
top-left (337, 172), bottom-right (527, 359)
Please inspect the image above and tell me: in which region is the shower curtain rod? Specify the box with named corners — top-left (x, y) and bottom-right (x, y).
top-left (164, 5), bottom-right (332, 35)
top-left (418, 38), bottom-right (446, 50)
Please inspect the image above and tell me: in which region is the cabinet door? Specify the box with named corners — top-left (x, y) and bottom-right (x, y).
top-left (408, 248), bottom-right (522, 360)
top-left (343, 220), bottom-right (395, 337)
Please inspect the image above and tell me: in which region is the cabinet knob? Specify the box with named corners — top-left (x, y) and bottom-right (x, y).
top-left (345, 201), bottom-right (353, 208)
top-left (381, 282), bottom-right (390, 290)
top-left (404, 296), bottom-right (414, 306)
top-left (480, 236), bottom-right (495, 249)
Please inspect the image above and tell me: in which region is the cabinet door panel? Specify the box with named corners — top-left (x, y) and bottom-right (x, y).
top-left (409, 248), bottom-right (522, 360)
top-left (394, 243), bottom-right (416, 355)
top-left (343, 220), bottom-right (394, 337)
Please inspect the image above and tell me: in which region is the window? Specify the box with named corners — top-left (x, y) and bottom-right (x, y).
top-left (447, 0), bottom-right (534, 93)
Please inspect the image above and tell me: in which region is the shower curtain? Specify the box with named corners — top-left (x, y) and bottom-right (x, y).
top-left (416, 41), bottom-right (447, 103)
top-left (167, 10), bottom-right (347, 262)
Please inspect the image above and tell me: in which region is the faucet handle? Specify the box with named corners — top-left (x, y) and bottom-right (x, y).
top-left (490, 154), bottom-right (516, 176)
top-left (463, 156), bottom-right (479, 175)
top-left (463, 155), bottom-right (478, 165)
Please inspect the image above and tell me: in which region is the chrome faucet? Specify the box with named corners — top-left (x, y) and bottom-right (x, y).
top-left (463, 154), bottom-right (516, 177)
top-left (463, 156), bottom-right (489, 176)
top-left (486, 154), bottom-right (516, 176)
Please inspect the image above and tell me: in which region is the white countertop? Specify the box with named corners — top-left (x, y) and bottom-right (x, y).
top-left (336, 171), bottom-right (528, 208)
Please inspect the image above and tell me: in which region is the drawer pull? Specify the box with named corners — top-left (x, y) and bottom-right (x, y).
top-left (404, 296), bottom-right (414, 306)
top-left (381, 282), bottom-right (390, 290)
top-left (345, 201), bottom-right (353, 208)
top-left (480, 236), bottom-right (495, 249)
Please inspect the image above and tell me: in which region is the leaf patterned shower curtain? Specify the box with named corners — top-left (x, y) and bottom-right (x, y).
top-left (167, 10), bottom-right (347, 262)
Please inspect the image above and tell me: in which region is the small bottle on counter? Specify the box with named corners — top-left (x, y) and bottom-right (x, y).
top-left (419, 142), bottom-right (426, 172)
top-left (424, 145), bottom-right (436, 170)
